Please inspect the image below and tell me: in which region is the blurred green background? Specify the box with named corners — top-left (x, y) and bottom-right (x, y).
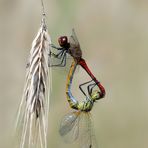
top-left (0, 0), bottom-right (148, 148)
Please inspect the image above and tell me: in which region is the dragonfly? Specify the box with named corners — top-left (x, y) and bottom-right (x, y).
top-left (50, 29), bottom-right (105, 98)
top-left (49, 28), bottom-right (82, 67)
top-left (59, 59), bottom-right (105, 148)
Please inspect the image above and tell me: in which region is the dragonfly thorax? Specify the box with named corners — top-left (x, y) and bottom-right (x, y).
top-left (78, 100), bottom-right (94, 112)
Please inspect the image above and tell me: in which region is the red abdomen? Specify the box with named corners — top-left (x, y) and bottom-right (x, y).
top-left (78, 58), bottom-right (106, 98)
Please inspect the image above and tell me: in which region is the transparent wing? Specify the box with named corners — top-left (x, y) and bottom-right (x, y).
top-left (59, 111), bottom-right (80, 143)
top-left (69, 29), bottom-right (82, 59)
top-left (69, 28), bottom-right (80, 47)
top-left (79, 113), bottom-right (98, 148)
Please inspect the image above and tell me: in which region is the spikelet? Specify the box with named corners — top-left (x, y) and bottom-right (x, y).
top-left (16, 17), bottom-right (52, 148)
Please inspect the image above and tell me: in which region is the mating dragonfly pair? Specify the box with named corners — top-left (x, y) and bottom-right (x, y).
top-left (49, 29), bottom-right (106, 148)
top-left (16, 4), bottom-right (105, 148)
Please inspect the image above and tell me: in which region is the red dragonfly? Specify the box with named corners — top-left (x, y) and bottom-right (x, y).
top-left (49, 29), bottom-right (105, 98)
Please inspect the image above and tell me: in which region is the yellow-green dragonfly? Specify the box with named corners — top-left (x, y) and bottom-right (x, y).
top-left (59, 60), bottom-right (105, 148)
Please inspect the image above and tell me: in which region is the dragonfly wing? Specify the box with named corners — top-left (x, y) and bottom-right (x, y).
top-left (59, 111), bottom-right (80, 143)
top-left (79, 113), bottom-right (98, 148)
top-left (69, 28), bottom-right (80, 46)
top-left (69, 29), bottom-right (82, 59)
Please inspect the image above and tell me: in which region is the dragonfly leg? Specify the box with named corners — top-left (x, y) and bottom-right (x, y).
top-left (61, 52), bottom-right (67, 67)
top-left (79, 80), bottom-right (94, 97)
top-left (49, 50), bottom-right (64, 59)
top-left (55, 51), bottom-right (67, 67)
top-left (50, 44), bottom-right (63, 50)
top-left (48, 50), bottom-right (64, 67)
top-left (49, 44), bottom-right (65, 59)
top-left (87, 83), bottom-right (96, 96)
top-left (49, 51), bottom-right (67, 67)
top-left (88, 82), bottom-right (105, 100)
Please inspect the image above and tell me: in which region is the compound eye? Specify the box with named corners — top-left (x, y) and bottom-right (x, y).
top-left (58, 36), bottom-right (68, 47)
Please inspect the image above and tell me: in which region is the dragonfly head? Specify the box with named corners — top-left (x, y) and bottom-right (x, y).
top-left (91, 90), bottom-right (100, 101)
top-left (58, 36), bottom-right (69, 48)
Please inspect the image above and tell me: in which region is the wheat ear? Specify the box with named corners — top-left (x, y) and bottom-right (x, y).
top-left (16, 17), bottom-right (51, 148)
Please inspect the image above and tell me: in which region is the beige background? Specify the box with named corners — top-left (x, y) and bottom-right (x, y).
top-left (0, 0), bottom-right (148, 148)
